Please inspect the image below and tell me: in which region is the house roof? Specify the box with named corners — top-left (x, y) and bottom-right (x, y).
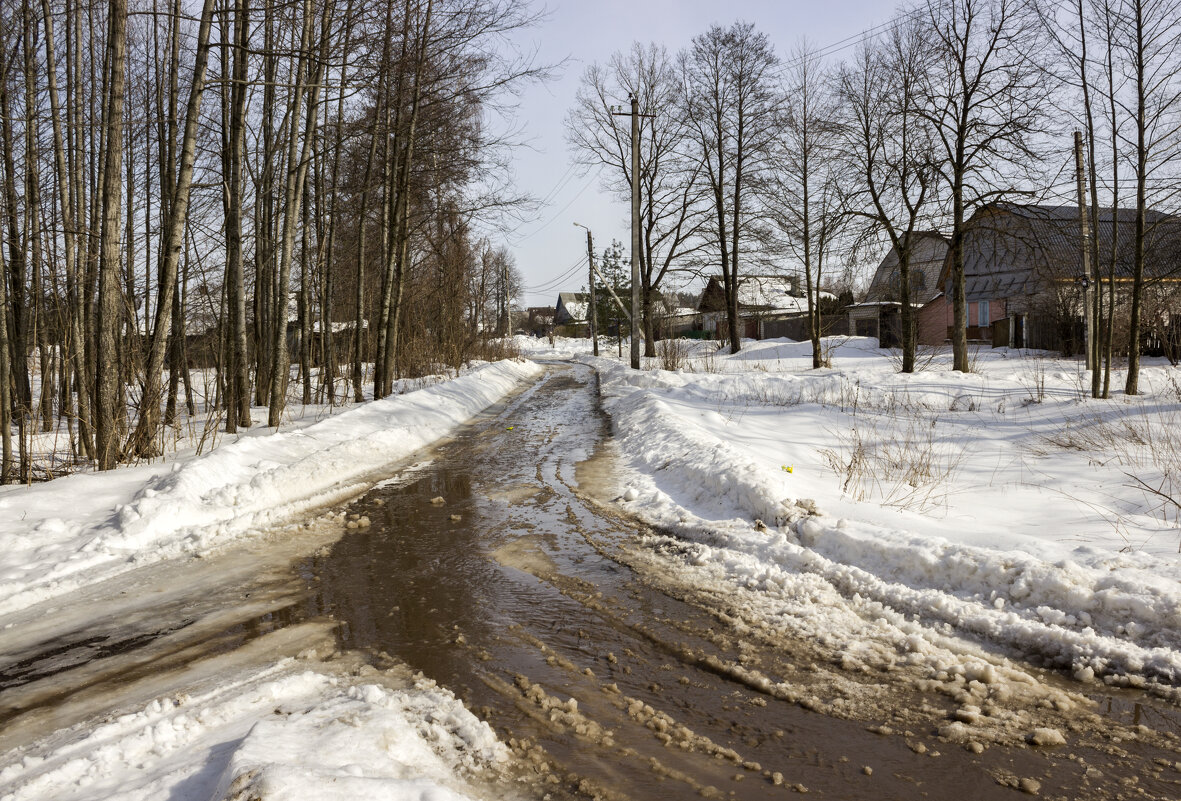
top-left (556, 292), bottom-right (590, 324)
top-left (942, 203), bottom-right (1181, 301)
top-left (863, 231), bottom-right (949, 305)
top-left (700, 274), bottom-right (829, 312)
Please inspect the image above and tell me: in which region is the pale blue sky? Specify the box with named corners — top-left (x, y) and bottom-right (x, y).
top-left (499, 0), bottom-right (898, 307)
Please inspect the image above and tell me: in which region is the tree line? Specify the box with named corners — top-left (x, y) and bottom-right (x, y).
top-left (566, 0), bottom-right (1181, 385)
top-left (0, 0), bottom-right (540, 481)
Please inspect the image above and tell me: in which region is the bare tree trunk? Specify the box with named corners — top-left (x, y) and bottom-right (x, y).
top-left (1125, 0), bottom-right (1148, 396)
top-left (300, 178), bottom-right (312, 404)
top-left (254, 0), bottom-right (277, 407)
top-left (222, 0), bottom-right (251, 430)
top-left (95, 0), bottom-right (128, 469)
top-left (0, 208), bottom-right (11, 482)
top-left (1103, 0), bottom-right (1119, 399)
top-left (267, 0), bottom-right (322, 426)
top-left (353, 122), bottom-right (379, 403)
top-left (129, 0), bottom-right (217, 457)
top-left (320, 0), bottom-right (354, 404)
top-left (41, 0), bottom-right (93, 459)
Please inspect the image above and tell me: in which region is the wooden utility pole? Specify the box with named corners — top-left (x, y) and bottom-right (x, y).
top-left (612, 94), bottom-right (651, 369)
top-left (575, 223), bottom-right (598, 356)
top-left (629, 94), bottom-right (640, 369)
top-left (1074, 131), bottom-right (1096, 380)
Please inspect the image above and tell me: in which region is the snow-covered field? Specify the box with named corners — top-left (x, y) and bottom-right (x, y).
top-left (0, 359), bottom-right (541, 801)
top-left (516, 334), bottom-right (1181, 736)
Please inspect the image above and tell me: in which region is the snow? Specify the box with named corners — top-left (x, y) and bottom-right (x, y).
top-left (541, 335), bottom-right (1181, 707)
top-left (0, 358), bottom-right (542, 619)
top-left (0, 648), bottom-right (512, 801)
top-left (7, 333), bottom-right (1181, 797)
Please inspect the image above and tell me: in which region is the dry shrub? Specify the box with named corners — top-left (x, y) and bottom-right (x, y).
top-left (885, 343), bottom-right (941, 372)
top-left (820, 416), bottom-right (963, 513)
top-left (656, 338), bottom-right (690, 371)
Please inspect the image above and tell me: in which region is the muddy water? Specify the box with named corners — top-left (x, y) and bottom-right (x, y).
top-left (305, 363), bottom-right (1179, 800)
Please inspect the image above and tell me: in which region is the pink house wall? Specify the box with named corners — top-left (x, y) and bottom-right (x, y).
top-left (920, 297), bottom-right (1009, 344)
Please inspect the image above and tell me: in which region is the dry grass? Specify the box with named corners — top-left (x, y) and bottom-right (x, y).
top-left (1033, 402), bottom-right (1181, 550)
top-left (820, 415), bottom-right (964, 513)
top-left (656, 338), bottom-right (691, 371)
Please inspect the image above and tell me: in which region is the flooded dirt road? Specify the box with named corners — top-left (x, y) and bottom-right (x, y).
top-left (2, 362), bottom-right (1180, 799)
top-left (304, 363), bottom-right (1181, 800)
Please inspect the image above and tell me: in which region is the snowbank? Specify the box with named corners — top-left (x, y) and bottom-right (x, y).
top-left (590, 339), bottom-right (1181, 694)
top-left (0, 359), bottom-right (543, 619)
top-left (0, 654), bottom-right (511, 801)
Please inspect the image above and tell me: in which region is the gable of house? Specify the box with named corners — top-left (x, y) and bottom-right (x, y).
top-left (555, 292), bottom-right (590, 325)
top-left (863, 232), bottom-right (948, 305)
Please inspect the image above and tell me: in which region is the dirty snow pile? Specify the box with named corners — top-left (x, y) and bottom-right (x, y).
top-left (0, 359), bottom-right (542, 618)
top-left (0, 657), bottom-right (511, 801)
top-left (589, 338), bottom-right (1181, 699)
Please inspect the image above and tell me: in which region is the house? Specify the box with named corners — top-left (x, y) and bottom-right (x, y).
top-left (934, 203), bottom-right (1181, 352)
top-left (698, 274), bottom-right (840, 340)
top-left (847, 232), bottom-right (948, 347)
top-left (524, 307), bottom-right (555, 337)
top-left (554, 292), bottom-right (591, 335)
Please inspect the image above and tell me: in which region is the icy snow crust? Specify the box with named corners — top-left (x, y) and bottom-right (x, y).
top-left (0, 359), bottom-right (543, 619)
top-left (509, 335), bottom-right (1181, 697)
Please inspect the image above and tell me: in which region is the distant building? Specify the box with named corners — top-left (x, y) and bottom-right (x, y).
top-left (524, 307), bottom-right (555, 337)
top-left (935, 203), bottom-right (1181, 352)
top-left (698, 274), bottom-right (839, 340)
top-left (554, 292), bottom-right (591, 336)
top-left (846, 232), bottom-right (949, 348)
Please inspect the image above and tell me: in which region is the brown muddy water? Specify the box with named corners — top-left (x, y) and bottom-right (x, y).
top-left (2, 362), bottom-right (1180, 800)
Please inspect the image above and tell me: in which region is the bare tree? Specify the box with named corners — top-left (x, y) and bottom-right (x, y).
top-left (679, 21), bottom-right (780, 353)
top-left (130, 0), bottom-right (217, 457)
top-left (918, 0), bottom-right (1050, 373)
top-left (1118, 0), bottom-right (1181, 395)
top-left (836, 23), bottom-right (940, 372)
top-left (772, 42), bottom-right (851, 369)
top-left (567, 42), bottom-right (704, 355)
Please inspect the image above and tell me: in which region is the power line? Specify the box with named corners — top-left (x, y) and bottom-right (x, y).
top-left (526, 254), bottom-right (589, 294)
top-left (511, 171), bottom-right (601, 246)
top-left (772, 5), bottom-right (926, 78)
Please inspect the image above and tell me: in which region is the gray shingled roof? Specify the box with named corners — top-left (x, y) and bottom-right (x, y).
top-left (953, 204), bottom-right (1181, 301)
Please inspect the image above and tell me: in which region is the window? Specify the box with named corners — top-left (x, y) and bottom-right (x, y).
top-left (978, 300), bottom-right (990, 327)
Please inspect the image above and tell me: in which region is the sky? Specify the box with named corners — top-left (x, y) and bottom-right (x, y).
top-left (499, 0), bottom-right (897, 310)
